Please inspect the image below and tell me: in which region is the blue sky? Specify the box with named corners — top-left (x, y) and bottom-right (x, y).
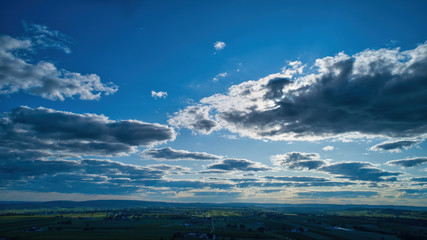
top-left (1, 0), bottom-right (427, 205)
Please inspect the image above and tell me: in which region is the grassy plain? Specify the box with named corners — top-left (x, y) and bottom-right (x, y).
top-left (0, 203), bottom-right (426, 240)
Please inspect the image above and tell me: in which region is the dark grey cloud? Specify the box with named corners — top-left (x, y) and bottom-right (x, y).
top-left (297, 191), bottom-right (379, 198)
top-left (370, 139), bottom-right (422, 152)
top-left (207, 158), bottom-right (272, 172)
top-left (172, 43), bottom-right (427, 141)
top-left (146, 164), bottom-right (191, 175)
top-left (411, 177), bottom-right (427, 182)
top-left (168, 105), bottom-right (217, 134)
top-left (141, 147), bottom-right (221, 161)
top-left (0, 24), bottom-right (117, 100)
top-left (0, 106), bottom-right (176, 158)
top-left (0, 158), bottom-right (165, 194)
top-left (319, 162), bottom-right (401, 182)
top-left (271, 152), bottom-right (326, 170)
top-left (264, 77), bottom-right (291, 100)
top-left (387, 157), bottom-right (427, 167)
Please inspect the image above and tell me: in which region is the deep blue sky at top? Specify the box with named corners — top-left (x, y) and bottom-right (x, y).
top-left (1, 0), bottom-right (427, 167)
top-left (2, 0), bottom-right (427, 122)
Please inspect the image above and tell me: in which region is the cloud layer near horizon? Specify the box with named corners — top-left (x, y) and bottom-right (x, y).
top-left (170, 43), bottom-right (427, 141)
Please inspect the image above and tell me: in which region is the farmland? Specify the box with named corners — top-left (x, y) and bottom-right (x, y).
top-left (0, 201), bottom-right (426, 240)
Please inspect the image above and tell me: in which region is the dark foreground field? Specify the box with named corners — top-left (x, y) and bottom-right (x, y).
top-left (0, 201), bottom-right (426, 240)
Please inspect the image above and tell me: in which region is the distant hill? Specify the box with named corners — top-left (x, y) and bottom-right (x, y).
top-left (0, 200), bottom-right (426, 212)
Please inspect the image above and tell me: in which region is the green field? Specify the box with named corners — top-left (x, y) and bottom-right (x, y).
top-left (0, 206), bottom-right (426, 240)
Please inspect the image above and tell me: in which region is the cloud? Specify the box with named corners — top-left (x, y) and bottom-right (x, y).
top-left (322, 146), bottom-right (334, 151)
top-left (198, 169), bottom-right (229, 174)
top-left (213, 41), bottom-right (226, 51)
top-left (387, 157), bottom-right (427, 167)
top-left (271, 152), bottom-right (326, 170)
top-left (235, 176), bottom-right (356, 188)
top-left (151, 90), bottom-right (168, 99)
top-left (212, 72), bottom-right (228, 82)
top-left (0, 157), bottom-right (237, 194)
top-left (136, 179), bottom-right (233, 190)
top-left (182, 191), bottom-right (243, 202)
top-left (370, 139), bottom-right (422, 153)
top-left (141, 147), bottom-right (221, 161)
top-left (207, 159), bottom-right (272, 172)
top-left (411, 177), bottom-right (427, 182)
top-left (0, 25), bottom-right (117, 100)
top-left (168, 105), bottom-right (218, 134)
top-left (146, 164), bottom-right (190, 174)
top-left (22, 21), bottom-right (72, 54)
top-left (0, 106), bottom-right (176, 158)
top-left (170, 42), bottom-right (427, 141)
top-left (264, 176), bottom-right (328, 182)
top-left (297, 191), bottom-right (379, 198)
top-left (319, 162), bottom-right (401, 182)
top-left (399, 188), bottom-right (427, 199)
top-left (0, 158), bottom-right (165, 194)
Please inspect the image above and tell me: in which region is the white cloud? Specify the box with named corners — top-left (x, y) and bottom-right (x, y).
top-left (281, 60), bottom-right (304, 78)
top-left (322, 146), bottom-right (334, 151)
top-left (151, 90), bottom-right (168, 99)
top-left (0, 25), bottom-right (117, 101)
top-left (214, 41), bottom-right (226, 51)
top-left (212, 72), bottom-right (228, 82)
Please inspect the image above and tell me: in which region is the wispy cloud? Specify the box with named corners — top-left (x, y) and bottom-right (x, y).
top-left (22, 21), bottom-right (72, 54)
